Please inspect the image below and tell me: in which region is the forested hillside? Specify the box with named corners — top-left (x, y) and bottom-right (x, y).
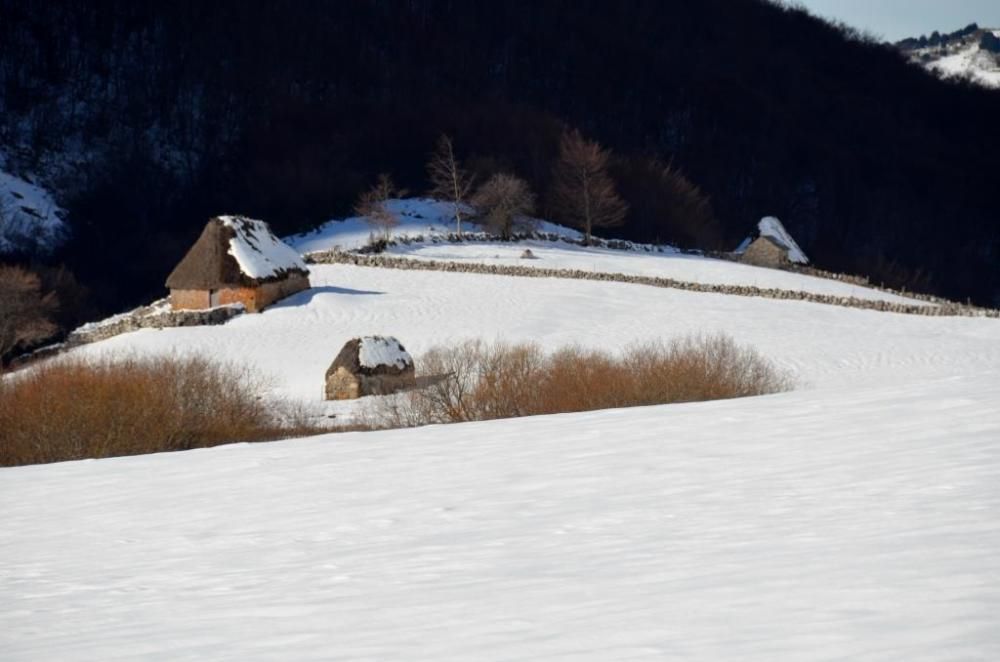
top-left (2, 0), bottom-right (998, 314)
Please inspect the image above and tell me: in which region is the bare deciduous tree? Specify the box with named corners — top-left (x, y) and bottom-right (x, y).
top-left (355, 173), bottom-right (400, 241)
top-left (550, 129), bottom-right (628, 244)
top-left (471, 173), bottom-right (536, 240)
top-left (0, 265), bottom-right (58, 365)
top-left (426, 134), bottom-right (475, 237)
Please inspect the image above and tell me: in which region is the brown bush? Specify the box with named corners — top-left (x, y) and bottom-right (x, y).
top-left (365, 335), bottom-right (791, 428)
top-left (0, 264), bottom-right (59, 364)
top-left (0, 355), bottom-right (343, 466)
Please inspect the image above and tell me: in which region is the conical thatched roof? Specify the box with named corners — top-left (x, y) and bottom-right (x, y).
top-left (166, 216), bottom-right (309, 289)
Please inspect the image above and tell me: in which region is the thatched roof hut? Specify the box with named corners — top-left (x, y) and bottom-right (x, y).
top-left (326, 336), bottom-right (416, 400)
top-left (734, 216), bottom-right (809, 269)
top-left (166, 216), bottom-right (310, 312)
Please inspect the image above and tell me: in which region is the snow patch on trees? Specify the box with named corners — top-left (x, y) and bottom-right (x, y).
top-left (0, 156), bottom-right (66, 255)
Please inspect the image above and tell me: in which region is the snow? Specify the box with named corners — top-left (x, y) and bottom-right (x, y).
top-left (67, 264), bottom-right (996, 405)
top-left (218, 215), bottom-right (308, 280)
top-left (928, 45), bottom-right (1000, 87)
top-left (288, 198), bottom-right (580, 254)
top-left (5, 208), bottom-right (1000, 659)
top-left (358, 335), bottom-right (413, 370)
top-left (2, 372), bottom-right (999, 660)
top-left (292, 199), bottom-right (925, 306)
top-left (907, 34), bottom-right (1000, 88)
top-left (0, 156), bottom-right (66, 254)
top-left (386, 242), bottom-right (930, 304)
top-left (757, 215), bottom-right (809, 263)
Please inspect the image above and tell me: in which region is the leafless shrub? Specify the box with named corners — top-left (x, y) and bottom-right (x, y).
top-left (364, 335), bottom-right (791, 428)
top-left (355, 173), bottom-right (401, 240)
top-left (0, 355), bottom-right (350, 466)
top-left (471, 173), bottom-right (536, 239)
top-left (0, 264), bottom-right (59, 364)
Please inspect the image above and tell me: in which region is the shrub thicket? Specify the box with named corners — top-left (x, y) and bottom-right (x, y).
top-left (365, 335), bottom-right (791, 428)
top-left (0, 355), bottom-right (341, 466)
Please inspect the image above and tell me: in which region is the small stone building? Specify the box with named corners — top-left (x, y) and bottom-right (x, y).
top-left (735, 216), bottom-right (809, 269)
top-left (326, 336), bottom-right (416, 400)
top-left (166, 216), bottom-right (310, 313)
top-left (740, 235), bottom-right (793, 268)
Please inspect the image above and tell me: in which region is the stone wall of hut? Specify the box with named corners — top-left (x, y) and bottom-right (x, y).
top-left (740, 238), bottom-right (789, 269)
top-left (171, 273), bottom-right (310, 313)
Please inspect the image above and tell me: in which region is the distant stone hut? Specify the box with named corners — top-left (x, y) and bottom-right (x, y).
top-left (325, 336), bottom-right (416, 400)
top-left (735, 216), bottom-right (809, 269)
top-left (166, 216), bottom-right (310, 313)
top-left (740, 235), bottom-right (793, 268)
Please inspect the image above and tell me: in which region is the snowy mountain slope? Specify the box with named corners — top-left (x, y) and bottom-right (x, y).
top-left (0, 156), bottom-right (66, 255)
top-left (2, 372), bottom-right (999, 661)
top-left (899, 27), bottom-right (1000, 88)
top-left (5, 197), bottom-right (1000, 659)
top-left (290, 199), bottom-right (928, 306)
top-left (70, 264), bottom-right (1000, 407)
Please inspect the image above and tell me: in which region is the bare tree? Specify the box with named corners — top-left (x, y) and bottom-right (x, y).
top-left (426, 134), bottom-right (475, 237)
top-left (550, 129), bottom-right (628, 244)
top-left (471, 173), bottom-right (536, 240)
top-left (0, 265), bottom-right (58, 365)
top-left (355, 173), bottom-right (400, 241)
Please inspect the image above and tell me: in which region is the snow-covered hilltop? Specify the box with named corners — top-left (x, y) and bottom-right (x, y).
top-left (897, 24), bottom-right (1000, 88)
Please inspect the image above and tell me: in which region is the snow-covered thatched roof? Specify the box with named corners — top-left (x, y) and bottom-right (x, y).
top-left (327, 336), bottom-right (414, 378)
top-left (166, 216), bottom-right (309, 289)
top-left (735, 216), bottom-right (809, 264)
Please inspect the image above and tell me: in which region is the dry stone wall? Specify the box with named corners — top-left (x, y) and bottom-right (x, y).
top-left (308, 251), bottom-right (1000, 319)
top-left (360, 231), bottom-right (951, 306)
top-left (68, 304), bottom-right (244, 345)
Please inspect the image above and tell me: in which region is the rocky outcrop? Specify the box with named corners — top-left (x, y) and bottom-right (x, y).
top-left (307, 251), bottom-right (1000, 319)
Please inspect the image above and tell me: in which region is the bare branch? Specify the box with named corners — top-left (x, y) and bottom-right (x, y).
top-left (426, 134), bottom-right (475, 236)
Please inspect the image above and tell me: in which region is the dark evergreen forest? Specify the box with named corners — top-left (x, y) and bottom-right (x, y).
top-left (1, 0), bottom-right (998, 318)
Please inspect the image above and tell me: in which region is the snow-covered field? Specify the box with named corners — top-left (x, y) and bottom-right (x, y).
top-left (3, 373), bottom-right (999, 660)
top-left (291, 199), bottom-right (929, 306)
top-left (288, 198), bottom-right (581, 254)
top-left (65, 264), bottom-right (999, 405)
top-left (3, 205), bottom-right (1000, 659)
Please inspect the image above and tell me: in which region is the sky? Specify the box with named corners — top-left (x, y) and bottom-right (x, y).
top-left (788, 0), bottom-right (1000, 42)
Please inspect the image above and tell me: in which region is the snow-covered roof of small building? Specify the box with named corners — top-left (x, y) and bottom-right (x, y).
top-left (218, 216), bottom-right (308, 280)
top-left (735, 216), bottom-right (809, 264)
top-left (327, 336), bottom-right (414, 377)
top-left (166, 216), bottom-right (309, 289)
